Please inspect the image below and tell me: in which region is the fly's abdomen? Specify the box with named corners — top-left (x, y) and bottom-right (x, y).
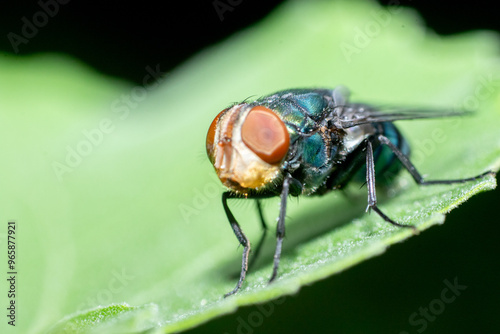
top-left (374, 122), bottom-right (410, 183)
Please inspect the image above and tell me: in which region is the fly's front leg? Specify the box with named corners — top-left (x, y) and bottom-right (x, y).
top-left (222, 191), bottom-right (251, 297)
top-left (269, 173), bottom-right (292, 283)
top-left (377, 135), bottom-right (495, 185)
top-left (365, 140), bottom-right (418, 233)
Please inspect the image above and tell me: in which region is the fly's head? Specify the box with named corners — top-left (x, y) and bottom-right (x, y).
top-left (206, 104), bottom-right (290, 194)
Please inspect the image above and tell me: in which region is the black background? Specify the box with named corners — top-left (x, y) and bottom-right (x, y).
top-left (2, 1), bottom-right (500, 84)
top-left (1, 1), bottom-right (499, 333)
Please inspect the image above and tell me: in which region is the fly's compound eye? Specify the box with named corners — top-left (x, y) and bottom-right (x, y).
top-left (206, 109), bottom-right (226, 163)
top-left (241, 106), bottom-right (290, 165)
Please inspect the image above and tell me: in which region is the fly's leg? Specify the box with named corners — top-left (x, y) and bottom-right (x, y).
top-left (269, 173), bottom-right (292, 283)
top-left (223, 192), bottom-right (251, 297)
top-left (248, 200), bottom-right (268, 272)
top-left (377, 135), bottom-right (495, 185)
top-left (366, 135), bottom-right (495, 232)
top-left (365, 140), bottom-right (418, 232)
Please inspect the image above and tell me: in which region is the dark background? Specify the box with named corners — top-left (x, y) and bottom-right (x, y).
top-left (1, 1), bottom-right (499, 333)
top-left (2, 1), bottom-right (500, 85)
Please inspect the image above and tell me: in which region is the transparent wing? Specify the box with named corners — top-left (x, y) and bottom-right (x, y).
top-left (337, 104), bottom-right (470, 128)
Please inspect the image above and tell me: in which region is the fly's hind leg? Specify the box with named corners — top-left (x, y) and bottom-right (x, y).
top-left (377, 134), bottom-right (495, 185)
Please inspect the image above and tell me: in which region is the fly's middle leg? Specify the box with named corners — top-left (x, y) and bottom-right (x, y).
top-left (365, 140), bottom-right (418, 232)
top-left (364, 134), bottom-right (495, 232)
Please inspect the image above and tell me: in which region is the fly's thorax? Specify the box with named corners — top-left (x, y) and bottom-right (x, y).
top-left (341, 123), bottom-right (377, 154)
top-left (206, 104), bottom-right (290, 194)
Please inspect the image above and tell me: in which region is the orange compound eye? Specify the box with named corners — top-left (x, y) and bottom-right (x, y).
top-left (206, 109), bottom-right (226, 163)
top-left (241, 106), bottom-right (290, 165)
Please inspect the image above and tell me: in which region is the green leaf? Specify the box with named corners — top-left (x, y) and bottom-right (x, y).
top-left (47, 304), bottom-right (161, 334)
top-left (1, 1), bottom-right (499, 333)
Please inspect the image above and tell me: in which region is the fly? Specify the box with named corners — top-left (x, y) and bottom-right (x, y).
top-left (205, 87), bottom-right (494, 297)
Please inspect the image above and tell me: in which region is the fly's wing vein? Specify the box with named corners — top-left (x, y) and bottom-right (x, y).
top-left (337, 106), bottom-right (470, 128)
